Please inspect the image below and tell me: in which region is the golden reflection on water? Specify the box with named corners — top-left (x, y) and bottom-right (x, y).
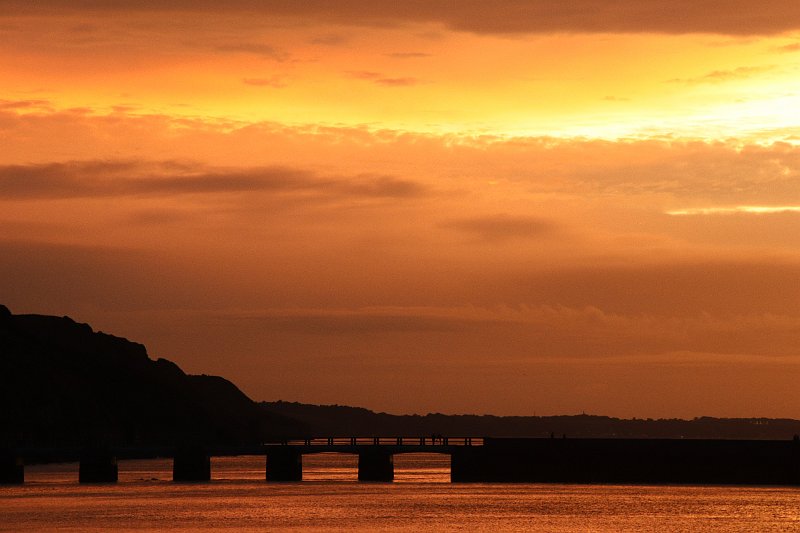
top-left (3, 454), bottom-right (800, 532)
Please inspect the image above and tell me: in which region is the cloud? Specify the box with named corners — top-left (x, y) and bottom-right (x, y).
top-left (309, 33), bottom-right (349, 46)
top-left (111, 104), bottom-right (140, 113)
top-left (4, 1), bottom-right (800, 36)
top-left (4, 107), bottom-right (800, 208)
top-left (176, 303), bottom-right (800, 360)
top-left (126, 305), bottom-right (800, 417)
top-left (337, 174), bottom-right (428, 197)
top-left (495, 260), bottom-right (800, 317)
top-left (3, 107), bottom-right (800, 206)
top-left (441, 214), bottom-right (555, 241)
top-left (0, 160), bottom-right (139, 198)
top-left (386, 52), bottom-right (432, 58)
top-left (346, 71), bottom-right (381, 80)
top-left (668, 65), bottom-right (776, 84)
top-left (374, 77), bottom-right (419, 87)
top-left (0, 99), bottom-right (51, 110)
top-left (232, 309), bottom-right (476, 335)
top-left (777, 42), bottom-right (800, 52)
top-left (215, 43), bottom-right (288, 61)
top-left (4, 236), bottom-right (800, 362)
top-left (534, 139), bottom-right (800, 202)
top-left (346, 71), bottom-right (420, 86)
top-left (242, 77), bottom-right (286, 88)
top-left (127, 208), bottom-right (194, 225)
top-left (0, 160), bottom-right (428, 200)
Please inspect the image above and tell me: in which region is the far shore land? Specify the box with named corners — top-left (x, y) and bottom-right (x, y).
top-left (4, 305), bottom-right (800, 455)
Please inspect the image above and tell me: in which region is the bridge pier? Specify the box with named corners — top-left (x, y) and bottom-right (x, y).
top-left (79, 449), bottom-right (118, 483)
top-left (267, 450), bottom-right (302, 481)
top-left (0, 450), bottom-right (24, 484)
top-left (450, 447), bottom-right (482, 482)
top-left (358, 450), bottom-right (393, 482)
top-left (173, 447), bottom-right (211, 482)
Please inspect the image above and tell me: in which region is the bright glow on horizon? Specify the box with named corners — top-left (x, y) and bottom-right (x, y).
top-left (667, 206), bottom-right (800, 216)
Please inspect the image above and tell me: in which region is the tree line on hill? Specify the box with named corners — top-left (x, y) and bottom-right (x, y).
top-left (260, 401), bottom-right (800, 441)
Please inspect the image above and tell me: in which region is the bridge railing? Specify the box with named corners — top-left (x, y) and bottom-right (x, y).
top-left (277, 437), bottom-right (482, 446)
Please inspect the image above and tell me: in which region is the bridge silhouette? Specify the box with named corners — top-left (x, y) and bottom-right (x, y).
top-left (265, 437), bottom-right (479, 482)
top-left (1, 436), bottom-right (480, 484)
top-left (3, 436), bottom-right (799, 485)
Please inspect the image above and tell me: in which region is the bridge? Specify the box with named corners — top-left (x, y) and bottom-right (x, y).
top-left (0, 436), bottom-right (481, 484)
top-left (3, 437), bottom-right (799, 485)
top-left (265, 437), bottom-right (479, 482)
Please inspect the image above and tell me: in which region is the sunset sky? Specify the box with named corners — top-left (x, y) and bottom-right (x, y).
top-left (3, 1), bottom-right (800, 418)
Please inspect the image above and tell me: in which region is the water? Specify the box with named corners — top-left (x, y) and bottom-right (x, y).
top-left (2, 454), bottom-right (799, 531)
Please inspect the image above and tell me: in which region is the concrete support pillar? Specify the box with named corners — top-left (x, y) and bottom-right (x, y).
top-left (0, 451), bottom-right (24, 484)
top-left (267, 450), bottom-right (302, 481)
top-left (358, 450), bottom-right (393, 482)
top-left (450, 449), bottom-right (466, 482)
top-left (793, 436), bottom-right (800, 484)
top-left (450, 448), bottom-right (485, 482)
top-left (79, 449), bottom-right (118, 483)
top-left (173, 447), bottom-right (211, 482)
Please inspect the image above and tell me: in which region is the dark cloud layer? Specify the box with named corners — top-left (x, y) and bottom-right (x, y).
top-left (238, 312), bottom-right (475, 335)
top-left (0, 99), bottom-right (51, 110)
top-left (234, 307), bottom-right (800, 359)
top-left (500, 261), bottom-right (800, 316)
top-left (3, 238), bottom-right (800, 364)
top-left (2, 0), bottom-right (800, 35)
top-left (442, 214), bottom-right (555, 241)
top-left (0, 161), bottom-right (427, 200)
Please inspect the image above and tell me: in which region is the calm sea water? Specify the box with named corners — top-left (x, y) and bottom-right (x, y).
top-left (2, 454), bottom-right (799, 532)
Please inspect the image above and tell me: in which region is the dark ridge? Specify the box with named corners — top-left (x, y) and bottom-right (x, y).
top-left (261, 400), bottom-right (800, 440)
top-left (0, 305), bottom-right (304, 448)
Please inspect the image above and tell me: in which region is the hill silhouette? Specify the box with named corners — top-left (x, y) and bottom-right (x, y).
top-left (261, 400), bottom-right (800, 440)
top-left (0, 305), bottom-right (302, 448)
top-left (4, 304), bottom-right (798, 451)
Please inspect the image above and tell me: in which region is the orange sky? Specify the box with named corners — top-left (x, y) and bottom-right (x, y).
top-left (2, 1), bottom-right (800, 417)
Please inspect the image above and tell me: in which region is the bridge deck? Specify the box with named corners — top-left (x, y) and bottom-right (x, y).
top-left (264, 444), bottom-right (463, 454)
top-left (264, 437), bottom-right (481, 455)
